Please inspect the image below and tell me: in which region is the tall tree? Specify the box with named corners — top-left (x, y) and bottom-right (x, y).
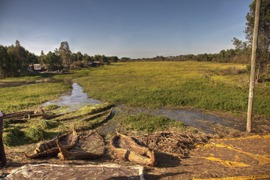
top-left (10, 40), bottom-right (29, 75)
top-left (245, 0), bottom-right (270, 76)
top-left (44, 51), bottom-right (61, 71)
top-left (38, 50), bottom-right (47, 69)
top-left (0, 45), bottom-right (9, 78)
top-left (59, 41), bottom-right (71, 69)
top-left (7, 45), bottom-right (22, 77)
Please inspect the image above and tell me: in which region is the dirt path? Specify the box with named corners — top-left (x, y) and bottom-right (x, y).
top-left (145, 134), bottom-right (270, 179)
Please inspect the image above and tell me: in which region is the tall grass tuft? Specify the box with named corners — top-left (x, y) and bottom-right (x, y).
top-left (25, 126), bottom-right (46, 142)
top-left (122, 113), bottom-right (185, 133)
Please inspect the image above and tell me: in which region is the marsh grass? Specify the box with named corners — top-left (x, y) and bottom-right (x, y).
top-left (2, 103), bottom-right (114, 146)
top-left (75, 61), bottom-right (270, 116)
top-left (35, 119), bottom-right (59, 129)
top-left (53, 103), bottom-right (113, 121)
top-left (43, 104), bottom-right (60, 111)
top-left (0, 75), bottom-right (44, 83)
top-left (122, 113), bottom-right (185, 133)
top-left (0, 82), bottom-right (70, 113)
top-left (25, 126), bottom-right (47, 142)
top-left (3, 127), bottom-right (24, 146)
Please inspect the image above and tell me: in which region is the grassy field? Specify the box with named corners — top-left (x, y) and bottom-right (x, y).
top-left (1, 61), bottom-right (269, 116)
top-left (76, 61), bottom-right (270, 117)
top-left (0, 75), bottom-right (71, 113)
top-left (3, 102), bottom-right (186, 146)
top-left (1, 61), bottom-right (270, 146)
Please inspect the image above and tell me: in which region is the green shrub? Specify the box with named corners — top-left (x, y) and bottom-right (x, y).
top-left (43, 104), bottom-right (59, 111)
top-left (3, 127), bottom-right (24, 146)
top-left (36, 120), bottom-right (59, 129)
top-left (3, 120), bottom-right (9, 129)
top-left (25, 127), bottom-right (46, 141)
top-left (122, 113), bottom-right (185, 133)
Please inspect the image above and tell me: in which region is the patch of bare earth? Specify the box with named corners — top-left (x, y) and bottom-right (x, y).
top-left (2, 132), bottom-right (270, 179)
top-left (2, 118), bottom-right (270, 179)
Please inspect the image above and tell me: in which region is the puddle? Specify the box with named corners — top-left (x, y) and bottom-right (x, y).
top-left (42, 83), bottom-right (102, 112)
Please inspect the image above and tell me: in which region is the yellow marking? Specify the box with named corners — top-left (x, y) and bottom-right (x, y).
top-left (220, 134), bottom-right (270, 141)
top-left (204, 143), bottom-right (270, 165)
top-left (193, 174), bottom-right (270, 180)
top-left (203, 157), bottom-right (249, 167)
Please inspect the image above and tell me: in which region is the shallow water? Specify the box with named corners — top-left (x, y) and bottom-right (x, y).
top-left (43, 83), bottom-right (243, 133)
top-left (42, 83), bottom-right (102, 112)
top-left (119, 106), bottom-right (245, 133)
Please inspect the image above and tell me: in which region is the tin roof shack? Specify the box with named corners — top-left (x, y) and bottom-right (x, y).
top-left (88, 61), bottom-right (102, 67)
top-left (28, 64), bottom-right (43, 72)
top-left (33, 64), bottom-right (42, 71)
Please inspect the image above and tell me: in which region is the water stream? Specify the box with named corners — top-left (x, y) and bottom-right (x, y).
top-left (42, 83), bottom-right (102, 112)
top-left (43, 83), bottom-right (244, 133)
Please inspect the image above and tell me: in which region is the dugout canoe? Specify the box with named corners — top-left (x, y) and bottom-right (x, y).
top-left (25, 130), bottom-right (78, 159)
top-left (110, 133), bottom-right (156, 166)
top-left (56, 132), bottom-right (105, 160)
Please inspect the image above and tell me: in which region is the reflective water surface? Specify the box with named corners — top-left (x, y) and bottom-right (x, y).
top-left (43, 83), bottom-right (102, 112)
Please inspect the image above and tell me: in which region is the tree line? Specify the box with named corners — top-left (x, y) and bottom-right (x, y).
top-left (0, 41), bottom-right (119, 78)
top-left (131, 38), bottom-right (250, 63)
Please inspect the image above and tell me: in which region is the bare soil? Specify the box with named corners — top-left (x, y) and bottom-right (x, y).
top-left (2, 130), bottom-right (270, 179)
top-left (2, 110), bottom-right (270, 179)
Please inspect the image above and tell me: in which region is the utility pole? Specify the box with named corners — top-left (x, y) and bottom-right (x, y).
top-left (247, 0), bottom-right (261, 133)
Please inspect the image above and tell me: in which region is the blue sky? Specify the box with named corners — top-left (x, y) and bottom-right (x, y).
top-left (0, 0), bottom-right (252, 58)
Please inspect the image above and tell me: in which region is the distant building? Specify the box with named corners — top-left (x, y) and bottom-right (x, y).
top-left (33, 64), bottom-right (42, 71)
top-left (88, 61), bottom-right (101, 67)
top-left (28, 64), bottom-right (42, 72)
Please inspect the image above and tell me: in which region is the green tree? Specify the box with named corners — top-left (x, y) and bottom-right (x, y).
top-left (231, 37), bottom-right (250, 63)
top-left (43, 51), bottom-right (61, 71)
top-left (15, 40), bottom-right (28, 70)
top-left (0, 45), bottom-right (9, 78)
top-left (82, 53), bottom-right (92, 67)
top-left (108, 56), bottom-right (119, 62)
top-left (26, 51), bottom-right (38, 64)
top-left (38, 50), bottom-right (46, 68)
top-left (59, 41), bottom-right (71, 69)
top-left (6, 41), bottom-right (27, 77)
top-left (245, 0), bottom-right (270, 76)
top-left (76, 51), bottom-right (83, 61)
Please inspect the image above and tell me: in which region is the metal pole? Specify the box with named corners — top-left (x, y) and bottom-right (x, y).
top-left (247, 0), bottom-right (261, 133)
